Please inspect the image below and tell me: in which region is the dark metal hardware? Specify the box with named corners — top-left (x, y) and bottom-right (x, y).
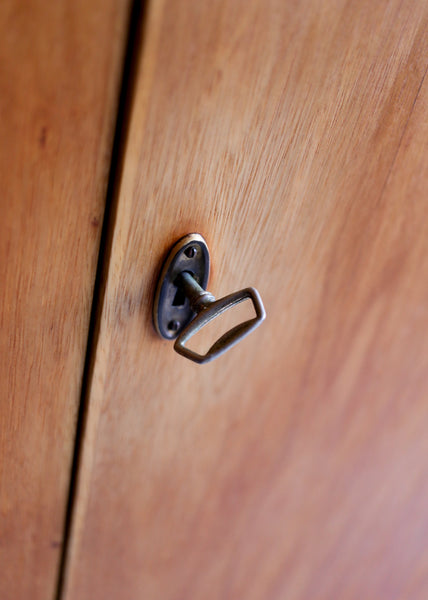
top-left (153, 233), bottom-right (265, 364)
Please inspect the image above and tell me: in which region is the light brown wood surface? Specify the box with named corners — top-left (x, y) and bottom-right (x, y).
top-left (0, 1), bottom-right (131, 599)
top-left (63, 1), bottom-right (428, 598)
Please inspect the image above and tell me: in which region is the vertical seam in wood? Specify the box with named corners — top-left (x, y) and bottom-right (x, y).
top-left (54, 2), bottom-right (149, 598)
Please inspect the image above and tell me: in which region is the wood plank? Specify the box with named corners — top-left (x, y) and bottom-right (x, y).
top-left (0, 1), bottom-right (131, 599)
top-left (63, 1), bottom-right (428, 598)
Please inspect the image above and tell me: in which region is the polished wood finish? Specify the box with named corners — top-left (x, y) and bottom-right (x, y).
top-left (0, 1), bottom-right (130, 598)
top-left (63, 1), bottom-right (428, 598)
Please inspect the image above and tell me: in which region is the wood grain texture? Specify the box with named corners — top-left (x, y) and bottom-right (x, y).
top-left (63, 1), bottom-right (428, 598)
top-left (0, 1), bottom-right (130, 599)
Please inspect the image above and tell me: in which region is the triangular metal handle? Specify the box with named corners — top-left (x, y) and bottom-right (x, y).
top-left (174, 283), bottom-right (265, 364)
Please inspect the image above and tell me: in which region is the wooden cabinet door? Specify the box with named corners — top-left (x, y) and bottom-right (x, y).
top-left (62, 1), bottom-right (428, 598)
top-left (0, 2), bottom-right (131, 599)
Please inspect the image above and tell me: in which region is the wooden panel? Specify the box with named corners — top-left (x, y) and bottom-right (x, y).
top-left (63, 1), bottom-right (428, 598)
top-left (0, 1), bottom-right (130, 599)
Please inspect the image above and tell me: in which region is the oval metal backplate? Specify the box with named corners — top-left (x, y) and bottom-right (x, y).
top-left (153, 234), bottom-right (210, 339)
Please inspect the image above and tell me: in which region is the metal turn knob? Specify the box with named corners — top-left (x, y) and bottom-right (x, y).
top-left (153, 234), bottom-right (266, 364)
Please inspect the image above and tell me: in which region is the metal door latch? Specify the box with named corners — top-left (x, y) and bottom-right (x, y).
top-left (153, 233), bottom-right (265, 364)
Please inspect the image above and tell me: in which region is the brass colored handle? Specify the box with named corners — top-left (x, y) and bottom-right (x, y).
top-left (153, 234), bottom-right (266, 364)
top-left (173, 272), bottom-right (265, 364)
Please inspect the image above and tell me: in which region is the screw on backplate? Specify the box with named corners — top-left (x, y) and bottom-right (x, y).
top-left (184, 246), bottom-right (197, 258)
top-left (168, 320), bottom-right (180, 332)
